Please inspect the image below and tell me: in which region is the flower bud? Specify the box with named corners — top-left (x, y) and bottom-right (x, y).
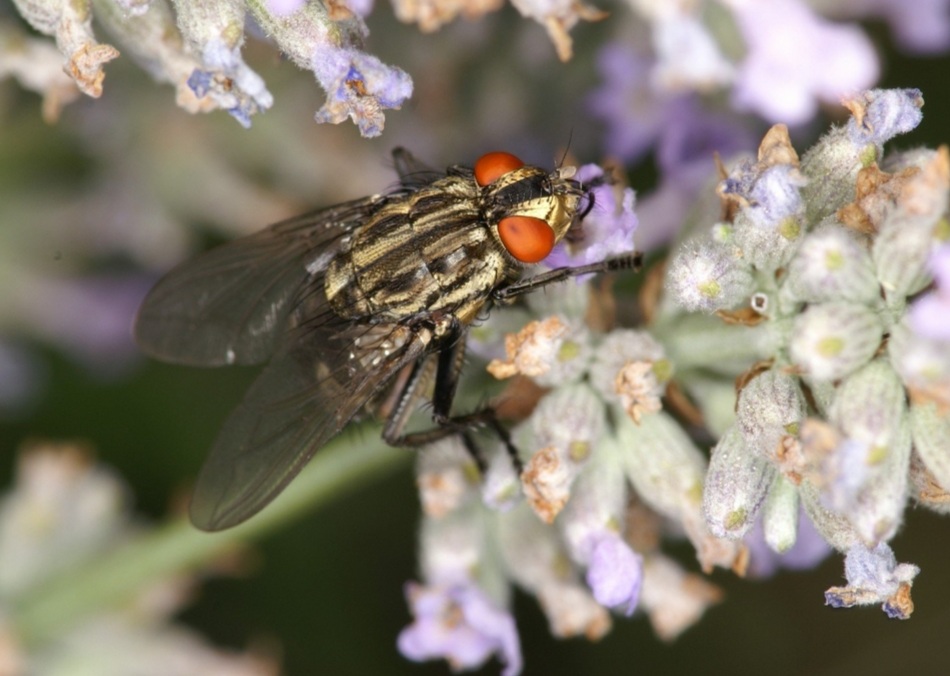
top-left (668, 240), bottom-right (754, 313)
top-left (909, 401), bottom-right (950, 493)
top-left (789, 302), bottom-right (883, 382)
top-left (845, 89), bottom-right (924, 149)
top-left (12, 0), bottom-right (118, 97)
top-left (639, 554), bottom-right (723, 641)
top-left (800, 126), bottom-right (870, 224)
top-left (416, 438), bottom-right (479, 519)
top-left (614, 410), bottom-right (706, 521)
top-left (829, 360), bottom-right (907, 451)
top-left (887, 318), bottom-right (950, 404)
top-left (589, 330), bottom-right (669, 423)
top-left (532, 383), bottom-right (605, 462)
top-left (785, 223), bottom-right (880, 305)
top-left (799, 480), bottom-right (860, 552)
top-left (761, 474), bottom-right (799, 554)
top-left (521, 385), bottom-right (605, 523)
top-left (872, 212), bottom-right (937, 299)
top-left (418, 506), bottom-right (485, 586)
top-left (736, 368), bottom-right (806, 458)
top-left (487, 316), bottom-right (591, 387)
top-left (703, 426), bottom-right (777, 539)
top-left (846, 420), bottom-right (912, 545)
top-left (172, 0), bottom-right (273, 126)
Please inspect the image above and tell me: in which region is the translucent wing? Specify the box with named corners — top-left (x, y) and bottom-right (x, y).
top-left (391, 147), bottom-right (443, 189)
top-left (189, 308), bottom-right (430, 530)
top-left (134, 199), bottom-right (384, 366)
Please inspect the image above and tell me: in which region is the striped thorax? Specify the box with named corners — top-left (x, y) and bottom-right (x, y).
top-left (325, 153), bottom-right (587, 327)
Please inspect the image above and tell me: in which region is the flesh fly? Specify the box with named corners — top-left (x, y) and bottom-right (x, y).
top-left (135, 150), bottom-right (640, 530)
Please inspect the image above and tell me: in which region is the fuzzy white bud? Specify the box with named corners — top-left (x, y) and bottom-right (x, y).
top-left (614, 410), bottom-right (706, 522)
top-left (785, 223), bottom-right (880, 305)
top-left (736, 368), bottom-right (806, 458)
top-left (909, 402), bottom-right (950, 494)
top-left (703, 426), bottom-right (777, 539)
top-left (668, 240), bottom-right (754, 313)
top-left (789, 302), bottom-right (883, 382)
top-left (762, 474), bottom-right (800, 554)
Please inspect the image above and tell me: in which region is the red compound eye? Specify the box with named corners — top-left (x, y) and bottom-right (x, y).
top-left (474, 151), bottom-right (525, 187)
top-left (497, 216), bottom-right (555, 263)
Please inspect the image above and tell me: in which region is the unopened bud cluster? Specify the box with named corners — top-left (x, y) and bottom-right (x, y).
top-left (666, 88), bottom-right (949, 619)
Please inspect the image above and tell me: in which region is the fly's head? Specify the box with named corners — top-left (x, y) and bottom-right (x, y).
top-left (474, 152), bottom-right (591, 265)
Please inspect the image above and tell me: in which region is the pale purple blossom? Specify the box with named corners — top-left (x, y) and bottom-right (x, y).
top-left (398, 583), bottom-right (522, 676)
top-left (344, 0), bottom-right (375, 16)
top-left (745, 510), bottom-right (833, 578)
top-left (637, 102), bottom-right (755, 249)
top-left (19, 275), bottom-right (150, 374)
top-left (825, 543), bottom-right (920, 618)
top-left (823, 0), bottom-right (950, 54)
top-left (722, 163), bottom-right (806, 231)
top-left (587, 45), bottom-right (672, 163)
top-left (310, 43), bottom-right (413, 137)
top-left (545, 164), bottom-right (637, 269)
top-left (910, 244), bottom-right (950, 340)
top-left (585, 534), bottom-right (643, 616)
top-left (729, 0), bottom-right (879, 125)
top-left (650, 12), bottom-right (735, 91)
top-left (266, 0), bottom-right (307, 16)
top-left (846, 88), bottom-right (924, 147)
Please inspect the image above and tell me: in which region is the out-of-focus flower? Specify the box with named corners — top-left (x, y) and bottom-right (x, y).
top-left (0, 442), bottom-right (278, 675)
top-left (814, 0), bottom-right (950, 54)
top-left (726, 0), bottom-right (879, 124)
top-left (0, 21), bottom-right (82, 122)
top-left (398, 583), bottom-right (522, 676)
top-left (508, 0), bottom-right (607, 62)
top-left (910, 244), bottom-right (950, 340)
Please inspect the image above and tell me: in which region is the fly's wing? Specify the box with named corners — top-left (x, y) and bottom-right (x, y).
top-left (134, 199), bottom-right (385, 367)
top-left (189, 307), bottom-right (430, 531)
top-left (391, 147), bottom-right (443, 189)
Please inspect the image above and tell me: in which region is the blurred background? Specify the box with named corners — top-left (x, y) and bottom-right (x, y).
top-left (2, 0), bottom-right (950, 673)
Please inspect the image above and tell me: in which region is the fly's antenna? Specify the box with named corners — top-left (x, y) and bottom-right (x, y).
top-left (556, 130), bottom-right (574, 169)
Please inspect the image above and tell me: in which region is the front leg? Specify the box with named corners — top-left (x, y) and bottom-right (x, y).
top-left (493, 252), bottom-right (642, 303)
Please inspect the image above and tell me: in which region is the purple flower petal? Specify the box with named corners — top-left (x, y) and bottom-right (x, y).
top-left (829, 0), bottom-right (950, 54)
top-left (846, 88), bottom-right (924, 147)
top-left (311, 45), bottom-right (412, 137)
top-left (731, 0), bottom-right (878, 125)
top-left (587, 44), bottom-right (672, 163)
top-left (545, 164), bottom-right (638, 269)
top-left (585, 534), bottom-right (643, 616)
top-left (910, 244), bottom-right (950, 340)
top-left (398, 583), bottom-right (522, 676)
top-left (746, 509), bottom-right (833, 578)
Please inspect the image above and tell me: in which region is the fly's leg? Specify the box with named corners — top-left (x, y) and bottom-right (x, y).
top-left (492, 251), bottom-right (642, 302)
top-left (382, 317), bottom-right (522, 474)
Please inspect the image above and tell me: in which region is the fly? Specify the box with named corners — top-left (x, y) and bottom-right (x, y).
top-left (134, 149), bottom-right (641, 531)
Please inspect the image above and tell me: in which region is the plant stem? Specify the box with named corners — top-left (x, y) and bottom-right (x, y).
top-left (10, 429), bottom-right (407, 647)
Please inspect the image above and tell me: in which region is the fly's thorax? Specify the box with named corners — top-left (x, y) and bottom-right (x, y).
top-left (324, 175), bottom-right (510, 325)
